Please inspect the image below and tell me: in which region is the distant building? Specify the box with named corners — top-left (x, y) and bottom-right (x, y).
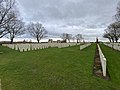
top-left (48, 39), bottom-right (67, 43)
top-left (57, 40), bottom-right (61, 43)
top-left (48, 39), bottom-right (53, 43)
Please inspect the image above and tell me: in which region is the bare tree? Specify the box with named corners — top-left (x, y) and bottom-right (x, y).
top-left (115, 2), bottom-right (120, 22)
top-left (27, 22), bottom-right (47, 43)
top-left (103, 33), bottom-right (112, 42)
top-left (103, 22), bottom-right (120, 43)
top-left (0, 0), bottom-right (16, 38)
top-left (104, 28), bottom-right (114, 43)
top-left (75, 34), bottom-right (83, 43)
top-left (5, 19), bottom-right (25, 44)
top-left (72, 36), bottom-right (75, 42)
top-left (61, 33), bottom-right (72, 43)
top-left (109, 22), bottom-right (120, 42)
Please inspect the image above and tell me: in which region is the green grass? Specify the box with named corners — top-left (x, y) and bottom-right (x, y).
top-left (0, 44), bottom-right (120, 90)
top-left (100, 44), bottom-right (120, 88)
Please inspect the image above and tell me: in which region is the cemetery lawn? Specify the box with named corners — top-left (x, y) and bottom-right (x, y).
top-left (100, 44), bottom-right (120, 88)
top-left (0, 44), bottom-right (120, 90)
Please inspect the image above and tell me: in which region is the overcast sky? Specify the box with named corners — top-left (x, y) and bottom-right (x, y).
top-left (16, 0), bottom-right (119, 41)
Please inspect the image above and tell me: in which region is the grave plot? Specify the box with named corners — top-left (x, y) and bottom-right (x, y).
top-left (79, 43), bottom-right (91, 50)
top-left (93, 44), bottom-right (110, 80)
top-left (2, 43), bottom-right (79, 52)
top-left (104, 43), bottom-right (120, 51)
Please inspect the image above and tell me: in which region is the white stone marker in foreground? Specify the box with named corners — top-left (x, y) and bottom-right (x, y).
top-left (97, 44), bottom-right (106, 77)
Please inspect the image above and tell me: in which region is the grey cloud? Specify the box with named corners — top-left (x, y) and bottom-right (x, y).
top-left (16, 0), bottom-right (119, 41)
top-left (17, 0), bottom-right (118, 21)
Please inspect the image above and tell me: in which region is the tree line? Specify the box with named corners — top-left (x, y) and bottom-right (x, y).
top-left (103, 2), bottom-right (120, 43)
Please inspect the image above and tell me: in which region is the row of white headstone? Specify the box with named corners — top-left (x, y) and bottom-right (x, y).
top-left (80, 43), bottom-right (91, 50)
top-left (97, 44), bottom-right (106, 77)
top-left (2, 43), bottom-right (80, 52)
top-left (103, 43), bottom-right (120, 51)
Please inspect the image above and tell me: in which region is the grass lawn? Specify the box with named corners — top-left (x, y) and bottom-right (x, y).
top-left (0, 44), bottom-right (120, 90)
top-left (100, 44), bottom-right (120, 88)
